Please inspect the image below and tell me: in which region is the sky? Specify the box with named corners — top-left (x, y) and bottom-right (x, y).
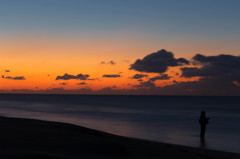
top-left (0, 0), bottom-right (240, 95)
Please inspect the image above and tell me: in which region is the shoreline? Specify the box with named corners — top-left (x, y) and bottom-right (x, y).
top-left (0, 116), bottom-right (239, 159)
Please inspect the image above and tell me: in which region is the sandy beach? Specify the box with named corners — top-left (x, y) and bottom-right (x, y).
top-left (0, 116), bottom-right (239, 159)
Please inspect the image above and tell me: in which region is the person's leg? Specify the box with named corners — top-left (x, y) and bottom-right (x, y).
top-left (200, 126), bottom-right (206, 138)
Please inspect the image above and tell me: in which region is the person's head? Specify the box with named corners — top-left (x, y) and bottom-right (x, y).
top-left (201, 111), bottom-right (205, 116)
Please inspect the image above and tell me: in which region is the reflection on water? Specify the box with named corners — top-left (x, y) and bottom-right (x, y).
top-left (200, 137), bottom-right (207, 149)
top-left (0, 95), bottom-right (239, 153)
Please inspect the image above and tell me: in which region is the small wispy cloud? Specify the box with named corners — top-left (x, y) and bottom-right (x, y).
top-left (2, 76), bottom-right (26, 80)
top-left (100, 60), bottom-right (116, 65)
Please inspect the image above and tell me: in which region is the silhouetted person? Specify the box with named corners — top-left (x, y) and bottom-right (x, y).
top-left (199, 111), bottom-right (210, 138)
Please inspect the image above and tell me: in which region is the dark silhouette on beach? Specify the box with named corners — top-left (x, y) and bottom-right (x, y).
top-left (199, 111), bottom-right (210, 138)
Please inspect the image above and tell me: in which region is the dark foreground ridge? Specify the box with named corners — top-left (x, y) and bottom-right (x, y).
top-left (0, 116), bottom-right (239, 159)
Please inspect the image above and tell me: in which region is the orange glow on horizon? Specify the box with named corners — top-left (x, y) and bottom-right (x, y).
top-left (0, 35), bottom-right (208, 93)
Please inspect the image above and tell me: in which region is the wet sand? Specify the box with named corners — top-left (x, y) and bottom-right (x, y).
top-left (0, 116), bottom-right (239, 159)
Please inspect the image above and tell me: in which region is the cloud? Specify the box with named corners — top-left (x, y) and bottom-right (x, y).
top-left (100, 60), bottom-right (116, 65)
top-left (88, 78), bottom-right (99, 81)
top-left (132, 74), bottom-right (171, 89)
top-left (128, 53), bottom-right (240, 95)
top-left (5, 70), bottom-right (10, 72)
top-left (180, 67), bottom-right (210, 77)
top-left (173, 80), bottom-right (179, 84)
top-left (161, 77), bottom-right (239, 95)
top-left (56, 73), bottom-right (90, 80)
top-left (2, 76), bottom-right (26, 80)
top-left (233, 81), bottom-right (240, 87)
top-left (130, 74), bottom-right (148, 79)
top-left (59, 82), bottom-right (68, 85)
top-left (133, 81), bottom-right (156, 88)
top-left (130, 49), bottom-right (189, 73)
top-left (112, 85), bottom-right (117, 88)
top-left (149, 74), bottom-right (171, 81)
top-left (180, 54), bottom-right (240, 88)
top-left (178, 53), bottom-right (240, 95)
top-left (102, 74), bottom-right (121, 78)
top-left (181, 54), bottom-right (240, 80)
top-left (77, 82), bottom-right (87, 85)
top-left (108, 60), bottom-right (116, 65)
top-left (97, 87), bottom-right (112, 92)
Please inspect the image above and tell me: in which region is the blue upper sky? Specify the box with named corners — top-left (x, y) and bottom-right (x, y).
top-left (1, 0), bottom-right (240, 36)
top-left (1, 0), bottom-right (240, 58)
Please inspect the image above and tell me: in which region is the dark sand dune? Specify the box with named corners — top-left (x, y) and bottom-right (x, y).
top-left (0, 116), bottom-right (239, 159)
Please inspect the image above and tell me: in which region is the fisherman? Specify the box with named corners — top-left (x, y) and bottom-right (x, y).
top-left (199, 111), bottom-right (210, 138)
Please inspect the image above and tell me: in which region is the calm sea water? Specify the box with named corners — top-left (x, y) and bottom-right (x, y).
top-left (0, 94), bottom-right (239, 153)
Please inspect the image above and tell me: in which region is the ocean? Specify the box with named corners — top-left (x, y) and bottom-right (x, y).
top-left (0, 94), bottom-right (239, 153)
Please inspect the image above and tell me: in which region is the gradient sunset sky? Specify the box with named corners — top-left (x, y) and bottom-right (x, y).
top-left (1, 0), bottom-right (240, 95)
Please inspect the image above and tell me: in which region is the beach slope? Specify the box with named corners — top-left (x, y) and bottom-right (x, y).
top-left (0, 116), bottom-right (239, 159)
